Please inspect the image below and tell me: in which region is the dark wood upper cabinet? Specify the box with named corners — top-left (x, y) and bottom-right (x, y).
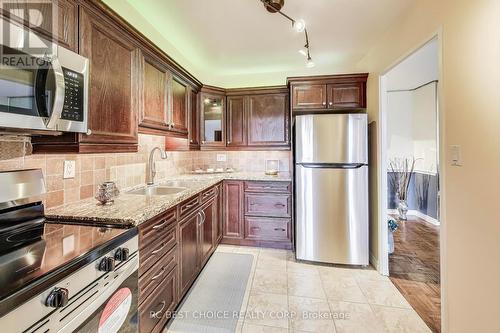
top-left (291, 84), bottom-right (327, 110)
top-left (188, 88), bottom-right (200, 149)
top-left (171, 77), bottom-right (189, 135)
top-left (247, 93), bottom-right (289, 147)
top-left (139, 53), bottom-right (169, 133)
top-left (200, 87), bottom-right (226, 150)
top-left (226, 96), bottom-right (247, 147)
top-left (223, 181), bottom-right (244, 239)
top-left (0, 0), bottom-right (78, 51)
top-left (78, 6), bottom-right (139, 150)
top-left (327, 82), bottom-right (365, 109)
top-left (289, 74), bottom-right (368, 112)
top-left (225, 87), bottom-right (290, 150)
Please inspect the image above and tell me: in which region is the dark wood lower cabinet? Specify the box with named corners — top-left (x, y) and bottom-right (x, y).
top-left (223, 181), bottom-right (244, 239)
top-left (222, 180), bottom-right (293, 249)
top-left (138, 180), bottom-right (292, 332)
top-left (179, 211), bottom-right (200, 296)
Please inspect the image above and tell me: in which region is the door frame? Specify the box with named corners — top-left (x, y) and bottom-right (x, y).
top-left (377, 29), bottom-right (447, 332)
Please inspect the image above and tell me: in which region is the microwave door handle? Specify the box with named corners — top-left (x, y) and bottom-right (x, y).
top-left (44, 56), bottom-right (65, 130)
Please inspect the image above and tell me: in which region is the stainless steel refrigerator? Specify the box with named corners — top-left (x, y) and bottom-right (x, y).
top-left (295, 113), bottom-right (369, 265)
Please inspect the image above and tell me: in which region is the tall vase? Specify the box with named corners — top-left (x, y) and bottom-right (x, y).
top-left (397, 199), bottom-right (408, 220)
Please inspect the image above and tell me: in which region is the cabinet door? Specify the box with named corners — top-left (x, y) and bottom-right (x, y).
top-left (200, 93), bottom-right (226, 149)
top-left (179, 212), bottom-right (199, 296)
top-left (1, 0), bottom-right (77, 51)
top-left (200, 200), bottom-right (216, 265)
top-left (327, 82), bottom-right (365, 109)
top-left (226, 96), bottom-right (247, 147)
top-left (223, 181), bottom-right (244, 239)
top-left (291, 84), bottom-right (327, 110)
top-left (79, 7), bottom-right (139, 147)
top-left (247, 94), bottom-right (289, 147)
top-left (139, 54), bottom-right (169, 132)
top-left (171, 77), bottom-right (189, 135)
top-left (216, 184), bottom-right (223, 243)
top-left (188, 89), bottom-right (200, 148)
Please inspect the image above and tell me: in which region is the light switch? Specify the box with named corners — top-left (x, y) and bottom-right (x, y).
top-left (450, 145), bottom-right (462, 166)
top-left (63, 160), bottom-right (76, 178)
top-left (216, 154), bottom-right (227, 162)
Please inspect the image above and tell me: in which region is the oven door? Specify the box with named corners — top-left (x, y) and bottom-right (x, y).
top-left (0, 17), bottom-right (65, 132)
top-left (72, 269), bottom-right (139, 333)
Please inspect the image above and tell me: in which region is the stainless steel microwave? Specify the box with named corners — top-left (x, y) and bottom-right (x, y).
top-left (0, 18), bottom-right (89, 134)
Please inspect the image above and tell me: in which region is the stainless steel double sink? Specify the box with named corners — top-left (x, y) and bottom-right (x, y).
top-left (127, 180), bottom-right (197, 196)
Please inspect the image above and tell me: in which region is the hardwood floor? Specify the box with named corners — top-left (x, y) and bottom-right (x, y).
top-left (389, 215), bottom-right (441, 333)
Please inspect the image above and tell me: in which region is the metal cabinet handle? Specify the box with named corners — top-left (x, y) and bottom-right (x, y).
top-left (201, 140), bottom-right (206, 144)
top-left (274, 228), bottom-right (286, 231)
top-left (322, 102), bottom-right (326, 106)
top-left (329, 102), bottom-right (333, 106)
top-left (201, 210), bottom-right (206, 223)
top-left (227, 141), bottom-right (231, 144)
top-left (152, 220), bottom-right (167, 230)
top-left (151, 268), bottom-right (165, 281)
top-left (184, 202), bottom-right (197, 209)
top-left (274, 203), bottom-right (286, 208)
top-left (190, 139), bottom-right (194, 143)
top-left (155, 300), bottom-right (166, 315)
top-left (151, 243), bottom-right (165, 255)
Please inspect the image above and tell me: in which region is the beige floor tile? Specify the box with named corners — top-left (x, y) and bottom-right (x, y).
top-left (241, 323), bottom-right (288, 333)
top-left (235, 246), bottom-right (261, 255)
top-left (287, 260), bottom-right (321, 276)
top-left (244, 293), bottom-right (289, 329)
top-left (357, 280), bottom-right (411, 308)
top-left (288, 296), bottom-right (337, 332)
top-left (329, 301), bottom-right (386, 333)
top-left (252, 269), bottom-right (288, 295)
top-left (256, 251), bottom-right (287, 272)
top-left (371, 305), bottom-right (431, 333)
top-left (288, 272), bottom-right (326, 299)
top-left (215, 244), bottom-right (238, 253)
top-left (321, 275), bottom-right (367, 303)
top-left (353, 269), bottom-right (389, 282)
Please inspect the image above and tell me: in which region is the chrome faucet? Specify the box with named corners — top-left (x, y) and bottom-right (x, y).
top-left (147, 147), bottom-right (168, 185)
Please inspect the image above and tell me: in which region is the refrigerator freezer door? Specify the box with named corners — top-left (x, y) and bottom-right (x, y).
top-left (295, 164), bottom-right (369, 265)
top-left (295, 114), bottom-right (368, 164)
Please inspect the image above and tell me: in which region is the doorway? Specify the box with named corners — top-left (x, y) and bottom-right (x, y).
top-left (378, 37), bottom-right (442, 333)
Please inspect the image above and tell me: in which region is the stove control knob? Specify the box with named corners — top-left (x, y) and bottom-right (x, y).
top-left (98, 257), bottom-right (115, 272)
top-left (114, 247), bottom-right (130, 262)
top-left (45, 287), bottom-right (69, 308)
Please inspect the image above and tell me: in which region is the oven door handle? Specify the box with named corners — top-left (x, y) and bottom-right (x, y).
top-left (44, 56), bottom-right (66, 130)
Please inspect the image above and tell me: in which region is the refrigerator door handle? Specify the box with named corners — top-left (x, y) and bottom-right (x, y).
top-left (297, 163), bottom-right (367, 169)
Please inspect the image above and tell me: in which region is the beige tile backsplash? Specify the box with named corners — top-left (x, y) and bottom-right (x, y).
top-left (0, 134), bottom-right (291, 209)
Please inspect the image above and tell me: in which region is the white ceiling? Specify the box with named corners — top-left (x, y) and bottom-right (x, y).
top-left (109, 0), bottom-right (416, 87)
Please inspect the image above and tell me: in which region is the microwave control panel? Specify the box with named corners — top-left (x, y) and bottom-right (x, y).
top-left (61, 67), bottom-right (84, 122)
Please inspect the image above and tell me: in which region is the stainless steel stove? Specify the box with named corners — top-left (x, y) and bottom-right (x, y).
top-left (0, 169), bottom-right (139, 333)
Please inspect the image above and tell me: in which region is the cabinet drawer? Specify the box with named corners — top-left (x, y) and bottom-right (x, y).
top-left (244, 181), bottom-right (291, 193)
top-left (139, 245), bottom-right (177, 304)
top-left (139, 225), bottom-right (177, 276)
top-left (200, 185), bottom-right (218, 203)
top-left (139, 266), bottom-right (178, 333)
top-left (139, 208), bottom-right (177, 250)
top-left (179, 195), bottom-right (200, 219)
top-left (245, 217), bottom-right (291, 241)
top-left (244, 193), bottom-right (291, 217)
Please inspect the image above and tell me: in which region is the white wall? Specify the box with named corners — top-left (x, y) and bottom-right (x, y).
top-left (357, 0), bottom-right (500, 331)
top-left (387, 82), bottom-right (438, 174)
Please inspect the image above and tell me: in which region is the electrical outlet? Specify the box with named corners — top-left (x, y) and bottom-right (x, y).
top-left (63, 160), bottom-right (76, 179)
top-left (216, 154), bottom-right (227, 162)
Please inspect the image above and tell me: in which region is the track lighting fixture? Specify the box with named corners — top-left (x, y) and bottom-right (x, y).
top-left (260, 0), bottom-right (314, 68)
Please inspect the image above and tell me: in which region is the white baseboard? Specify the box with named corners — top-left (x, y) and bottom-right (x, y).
top-left (387, 209), bottom-right (440, 226)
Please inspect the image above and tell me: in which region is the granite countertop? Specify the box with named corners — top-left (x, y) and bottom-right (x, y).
top-left (46, 172), bottom-right (291, 228)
